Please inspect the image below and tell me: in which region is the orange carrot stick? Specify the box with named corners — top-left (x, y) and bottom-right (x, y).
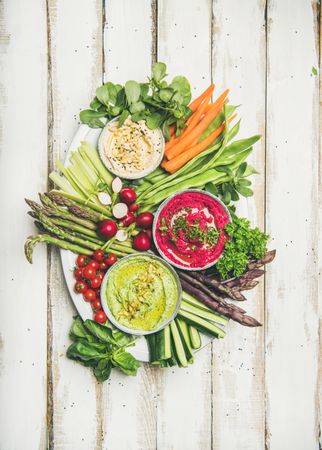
top-left (166, 89), bottom-right (229, 160)
top-left (181, 90), bottom-right (214, 138)
top-left (189, 83), bottom-right (215, 112)
top-left (163, 114), bottom-right (236, 173)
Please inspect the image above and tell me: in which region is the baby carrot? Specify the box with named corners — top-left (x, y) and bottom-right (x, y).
top-left (188, 83), bottom-right (215, 112)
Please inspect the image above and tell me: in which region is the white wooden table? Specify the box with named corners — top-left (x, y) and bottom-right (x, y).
top-left (0, 1), bottom-right (321, 449)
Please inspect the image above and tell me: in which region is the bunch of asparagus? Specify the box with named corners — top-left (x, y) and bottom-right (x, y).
top-left (176, 250), bottom-right (276, 328)
top-left (24, 192), bottom-right (135, 263)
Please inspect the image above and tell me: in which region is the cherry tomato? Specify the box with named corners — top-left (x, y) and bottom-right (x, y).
top-left (93, 249), bottom-right (105, 262)
top-left (135, 212), bottom-right (154, 229)
top-left (128, 203), bottom-right (139, 213)
top-left (97, 271), bottom-right (105, 280)
top-left (76, 254), bottom-right (89, 267)
top-left (74, 267), bottom-right (83, 279)
top-left (87, 260), bottom-right (100, 270)
top-left (91, 299), bottom-right (102, 311)
top-left (74, 281), bottom-right (88, 294)
top-left (99, 261), bottom-right (108, 271)
top-left (90, 276), bottom-right (102, 289)
top-left (105, 253), bottom-right (117, 266)
top-left (83, 289), bottom-right (97, 302)
top-left (82, 265), bottom-right (96, 280)
top-left (94, 310), bottom-right (107, 324)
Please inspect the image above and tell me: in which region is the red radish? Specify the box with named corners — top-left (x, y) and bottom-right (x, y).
top-left (135, 212), bottom-right (154, 229)
top-left (119, 187), bottom-right (137, 205)
top-left (133, 231), bottom-right (151, 251)
top-left (129, 203), bottom-right (139, 213)
top-left (111, 177), bottom-right (123, 193)
top-left (115, 229), bottom-right (128, 242)
top-left (145, 229), bottom-right (152, 240)
top-left (98, 192), bottom-right (112, 205)
top-left (120, 212), bottom-right (135, 227)
top-left (97, 219), bottom-right (118, 240)
top-left (112, 203), bottom-right (128, 219)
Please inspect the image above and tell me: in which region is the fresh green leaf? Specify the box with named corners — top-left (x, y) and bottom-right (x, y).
top-left (236, 162), bottom-right (247, 178)
top-left (311, 66), bottom-right (318, 76)
top-left (235, 185), bottom-right (254, 197)
top-left (237, 178), bottom-right (251, 186)
top-left (152, 62), bottom-right (167, 82)
top-left (146, 112), bottom-right (164, 129)
top-left (170, 76), bottom-right (192, 105)
top-left (67, 341), bottom-right (108, 362)
top-left (84, 320), bottom-right (118, 345)
top-left (129, 101), bottom-right (146, 114)
top-left (205, 182), bottom-right (219, 196)
top-left (112, 349), bottom-right (140, 376)
top-left (93, 359), bottom-right (112, 382)
top-left (118, 109), bottom-right (130, 126)
top-left (89, 97), bottom-right (102, 110)
top-left (230, 189), bottom-right (240, 201)
top-left (159, 87), bottom-right (174, 102)
top-left (125, 80), bottom-right (141, 104)
top-left (79, 109), bottom-right (106, 127)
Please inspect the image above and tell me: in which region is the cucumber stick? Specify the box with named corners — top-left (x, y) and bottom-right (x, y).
top-left (170, 321), bottom-right (188, 368)
top-left (188, 325), bottom-right (202, 349)
top-left (182, 292), bottom-right (229, 325)
top-left (176, 319), bottom-right (194, 363)
top-left (181, 300), bottom-right (229, 326)
top-left (154, 325), bottom-right (171, 360)
top-left (178, 309), bottom-right (226, 339)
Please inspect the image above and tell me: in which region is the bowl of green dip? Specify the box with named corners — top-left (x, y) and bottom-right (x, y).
top-left (100, 253), bottom-right (182, 336)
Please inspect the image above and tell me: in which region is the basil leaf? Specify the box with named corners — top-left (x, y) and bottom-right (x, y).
top-left (129, 101), bottom-right (146, 114)
top-left (125, 80), bottom-right (141, 104)
top-left (170, 76), bottom-right (191, 105)
top-left (67, 341), bottom-right (107, 362)
top-left (84, 320), bottom-right (118, 345)
top-left (112, 350), bottom-right (140, 376)
top-left (118, 109), bottom-right (130, 126)
top-left (70, 317), bottom-right (96, 343)
top-left (93, 359), bottom-right (112, 382)
top-left (146, 112), bottom-right (164, 129)
top-left (152, 62), bottom-right (167, 82)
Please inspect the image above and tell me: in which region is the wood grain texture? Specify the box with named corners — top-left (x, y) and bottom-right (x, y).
top-left (265, 1), bottom-right (320, 449)
top-left (101, 2), bottom-right (157, 449)
top-left (211, 2), bottom-right (266, 449)
top-left (156, 2), bottom-right (213, 449)
top-left (46, 1), bottom-right (103, 448)
top-left (0, 1), bottom-right (48, 449)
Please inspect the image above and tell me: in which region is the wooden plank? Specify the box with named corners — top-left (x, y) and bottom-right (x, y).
top-left (211, 1), bottom-right (266, 449)
top-left (0, 1), bottom-right (48, 449)
top-left (265, 1), bottom-right (320, 449)
top-left (101, 2), bottom-right (157, 449)
top-left (46, 1), bottom-right (104, 448)
top-left (156, 2), bottom-right (213, 449)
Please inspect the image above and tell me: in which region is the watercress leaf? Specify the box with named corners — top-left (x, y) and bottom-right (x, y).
top-left (159, 87), bottom-right (174, 102)
top-left (129, 101), bottom-right (146, 114)
top-left (89, 97), bottom-right (102, 110)
top-left (146, 112), bottom-right (164, 129)
top-left (205, 182), bottom-right (219, 196)
top-left (96, 82), bottom-right (117, 106)
top-left (236, 162), bottom-right (247, 178)
top-left (140, 82), bottom-right (150, 98)
top-left (80, 109), bottom-right (107, 125)
top-left (172, 91), bottom-right (183, 104)
top-left (110, 105), bottom-right (122, 116)
top-left (118, 109), bottom-right (130, 126)
top-left (131, 112), bottom-right (146, 122)
top-left (162, 122), bottom-right (171, 141)
top-left (84, 319), bottom-right (118, 345)
top-left (88, 118), bottom-right (106, 128)
top-left (170, 76), bottom-right (192, 105)
top-left (152, 62), bottom-right (167, 82)
top-left (235, 185), bottom-right (254, 197)
top-left (115, 87), bottom-right (126, 106)
top-left (125, 80), bottom-right (141, 104)
top-left (112, 350), bottom-right (140, 376)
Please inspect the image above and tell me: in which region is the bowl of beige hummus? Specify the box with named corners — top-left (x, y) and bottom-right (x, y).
top-left (98, 116), bottom-right (165, 179)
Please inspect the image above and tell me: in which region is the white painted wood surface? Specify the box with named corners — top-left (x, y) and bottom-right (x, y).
top-left (0, 1), bottom-right (320, 450)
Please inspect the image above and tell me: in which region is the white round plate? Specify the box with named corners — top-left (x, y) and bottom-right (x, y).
top-left (60, 123), bottom-right (212, 362)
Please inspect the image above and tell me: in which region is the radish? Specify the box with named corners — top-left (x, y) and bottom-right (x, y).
top-left (129, 203), bottom-right (139, 213)
top-left (111, 177), bottom-right (123, 193)
top-left (97, 192), bottom-right (112, 205)
top-left (112, 202), bottom-right (128, 219)
top-left (133, 231), bottom-right (151, 251)
top-left (115, 229), bottom-right (128, 242)
top-left (119, 187), bottom-right (137, 205)
top-left (135, 212), bottom-right (154, 229)
top-left (97, 220), bottom-right (118, 240)
top-left (120, 212), bottom-right (135, 227)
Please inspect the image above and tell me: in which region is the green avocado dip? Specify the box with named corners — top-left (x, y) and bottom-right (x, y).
top-left (105, 254), bottom-right (180, 332)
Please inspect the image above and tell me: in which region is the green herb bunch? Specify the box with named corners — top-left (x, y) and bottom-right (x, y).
top-left (80, 62), bottom-right (192, 140)
top-left (67, 317), bottom-right (140, 381)
top-left (215, 217), bottom-right (269, 279)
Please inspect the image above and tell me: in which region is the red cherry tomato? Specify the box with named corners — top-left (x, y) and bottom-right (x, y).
top-left (90, 276), bottom-right (102, 289)
top-left (105, 253), bottom-right (117, 266)
top-left (119, 187), bottom-right (137, 205)
top-left (133, 231), bottom-right (151, 251)
top-left (99, 261), bottom-right (108, 271)
top-left (83, 289), bottom-right (96, 302)
top-left (135, 212), bottom-right (154, 229)
top-left (74, 281), bottom-right (88, 294)
top-left (76, 254), bottom-right (89, 268)
top-left (87, 260), bottom-right (99, 270)
top-left (93, 249), bottom-right (105, 262)
top-left (94, 310), bottom-right (107, 324)
top-left (82, 266), bottom-right (96, 280)
top-left (120, 212), bottom-right (135, 227)
top-left (91, 299), bottom-right (102, 311)
top-left (128, 203), bottom-right (139, 213)
top-left (74, 267), bottom-right (83, 279)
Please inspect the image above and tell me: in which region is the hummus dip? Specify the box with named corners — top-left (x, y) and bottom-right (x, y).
top-left (154, 190), bottom-right (231, 269)
top-left (104, 254), bottom-right (180, 332)
top-left (98, 116), bottom-right (164, 179)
